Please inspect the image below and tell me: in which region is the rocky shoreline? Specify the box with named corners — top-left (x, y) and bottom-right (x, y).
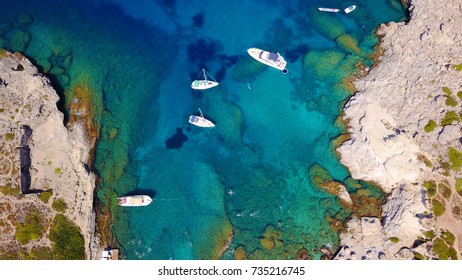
top-left (0, 50), bottom-right (100, 259)
top-left (336, 0), bottom-right (462, 259)
top-left (1, 0), bottom-right (461, 261)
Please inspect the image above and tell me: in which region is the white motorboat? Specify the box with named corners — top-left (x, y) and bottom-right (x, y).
top-left (117, 195), bottom-right (152, 206)
top-left (344, 5), bottom-right (356, 13)
top-left (191, 69), bottom-right (219, 90)
top-left (189, 108), bottom-right (215, 128)
top-left (247, 47), bottom-right (288, 73)
top-left (318, 7), bottom-right (340, 13)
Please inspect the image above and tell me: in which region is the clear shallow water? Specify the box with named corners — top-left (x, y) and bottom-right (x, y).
top-left (0, 0), bottom-right (406, 259)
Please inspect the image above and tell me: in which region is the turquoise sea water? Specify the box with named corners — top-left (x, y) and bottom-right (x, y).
top-left (0, 0), bottom-right (406, 259)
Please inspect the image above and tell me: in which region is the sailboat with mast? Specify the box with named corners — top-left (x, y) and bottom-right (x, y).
top-left (189, 108), bottom-right (215, 128)
top-left (191, 69), bottom-right (219, 90)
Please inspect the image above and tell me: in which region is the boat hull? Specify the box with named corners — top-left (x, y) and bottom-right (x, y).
top-left (344, 5), bottom-right (356, 13)
top-left (189, 115), bottom-right (215, 127)
top-left (318, 7), bottom-right (340, 12)
top-left (117, 195), bottom-right (152, 206)
top-left (247, 48), bottom-right (287, 72)
top-left (191, 79), bottom-right (219, 90)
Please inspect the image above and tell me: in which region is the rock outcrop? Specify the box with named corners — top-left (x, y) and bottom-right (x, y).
top-left (0, 51), bottom-right (99, 259)
top-left (337, 0), bottom-right (462, 259)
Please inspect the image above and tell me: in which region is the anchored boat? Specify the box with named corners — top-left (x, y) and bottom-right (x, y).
top-left (189, 108), bottom-right (215, 128)
top-left (318, 7), bottom-right (340, 13)
top-left (117, 195), bottom-right (152, 206)
top-left (344, 5), bottom-right (356, 14)
top-left (191, 69), bottom-right (219, 90)
top-left (247, 47), bottom-right (288, 74)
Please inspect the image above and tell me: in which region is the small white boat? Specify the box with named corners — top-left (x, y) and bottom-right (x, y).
top-left (117, 195), bottom-right (152, 207)
top-left (318, 7), bottom-right (340, 13)
top-left (247, 47), bottom-right (288, 73)
top-left (191, 69), bottom-right (219, 90)
top-left (189, 108), bottom-right (215, 128)
top-left (344, 5), bottom-right (356, 14)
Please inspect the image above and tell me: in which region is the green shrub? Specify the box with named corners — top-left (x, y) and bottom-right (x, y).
top-left (49, 214), bottom-right (85, 260)
top-left (0, 250), bottom-right (20, 260)
top-left (432, 199), bottom-right (446, 217)
top-left (54, 167), bottom-right (61, 174)
top-left (423, 181), bottom-right (437, 197)
top-left (413, 253), bottom-right (425, 260)
top-left (438, 183), bottom-right (452, 199)
top-left (0, 183), bottom-right (20, 196)
top-left (432, 238), bottom-right (458, 260)
top-left (389, 237), bottom-right (400, 243)
top-left (448, 147), bottom-right (462, 171)
top-left (457, 91), bottom-right (462, 99)
top-left (15, 211), bottom-right (44, 245)
top-left (445, 95), bottom-right (458, 107)
top-left (455, 178), bottom-right (462, 196)
top-left (5, 133), bottom-right (14, 140)
top-left (38, 190), bottom-right (53, 203)
top-left (442, 87), bottom-right (452, 95)
top-left (440, 161), bottom-right (451, 176)
top-left (51, 198), bottom-right (67, 213)
top-left (424, 120), bottom-right (437, 132)
top-left (442, 230), bottom-right (455, 246)
top-left (440, 111), bottom-right (461, 126)
top-left (451, 64), bottom-right (462, 71)
top-left (423, 230), bottom-right (436, 240)
top-left (29, 246), bottom-right (53, 260)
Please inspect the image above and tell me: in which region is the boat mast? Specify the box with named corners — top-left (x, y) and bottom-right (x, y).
top-left (202, 69), bottom-right (207, 82)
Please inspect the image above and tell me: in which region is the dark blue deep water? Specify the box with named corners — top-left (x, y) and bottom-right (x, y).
top-left (0, 0), bottom-right (406, 259)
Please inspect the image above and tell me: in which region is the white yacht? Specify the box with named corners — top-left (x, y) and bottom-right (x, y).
top-left (344, 5), bottom-right (356, 13)
top-left (117, 195), bottom-right (152, 207)
top-left (247, 47), bottom-right (288, 73)
top-left (318, 7), bottom-right (340, 13)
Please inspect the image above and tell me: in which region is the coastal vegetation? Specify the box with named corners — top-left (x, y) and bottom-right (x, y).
top-left (27, 246), bottom-right (53, 260)
top-left (49, 214), bottom-right (85, 259)
top-left (440, 111), bottom-right (460, 126)
top-left (389, 237), bottom-right (400, 243)
top-left (417, 229), bottom-right (458, 260)
top-left (15, 210), bottom-right (44, 245)
top-left (455, 178), bottom-right (462, 196)
top-left (51, 198), bottom-right (68, 213)
top-left (438, 182), bottom-right (452, 199)
top-left (451, 63), bottom-right (462, 71)
top-left (0, 183), bottom-right (20, 196)
top-left (431, 198), bottom-right (446, 217)
top-left (38, 190), bottom-right (53, 204)
top-left (432, 238), bottom-right (457, 260)
top-left (5, 133), bottom-right (14, 140)
top-left (423, 119), bottom-right (437, 132)
top-left (441, 230), bottom-right (455, 246)
top-left (439, 160), bottom-right (451, 176)
top-left (423, 181), bottom-right (437, 197)
top-left (448, 147), bottom-right (462, 171)
top-left (422, 230), bottom-right (436, 240)
top-left (445, 95), bottom-right (458, 107)
top-left (442, 86), bottom-right (452, 95)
